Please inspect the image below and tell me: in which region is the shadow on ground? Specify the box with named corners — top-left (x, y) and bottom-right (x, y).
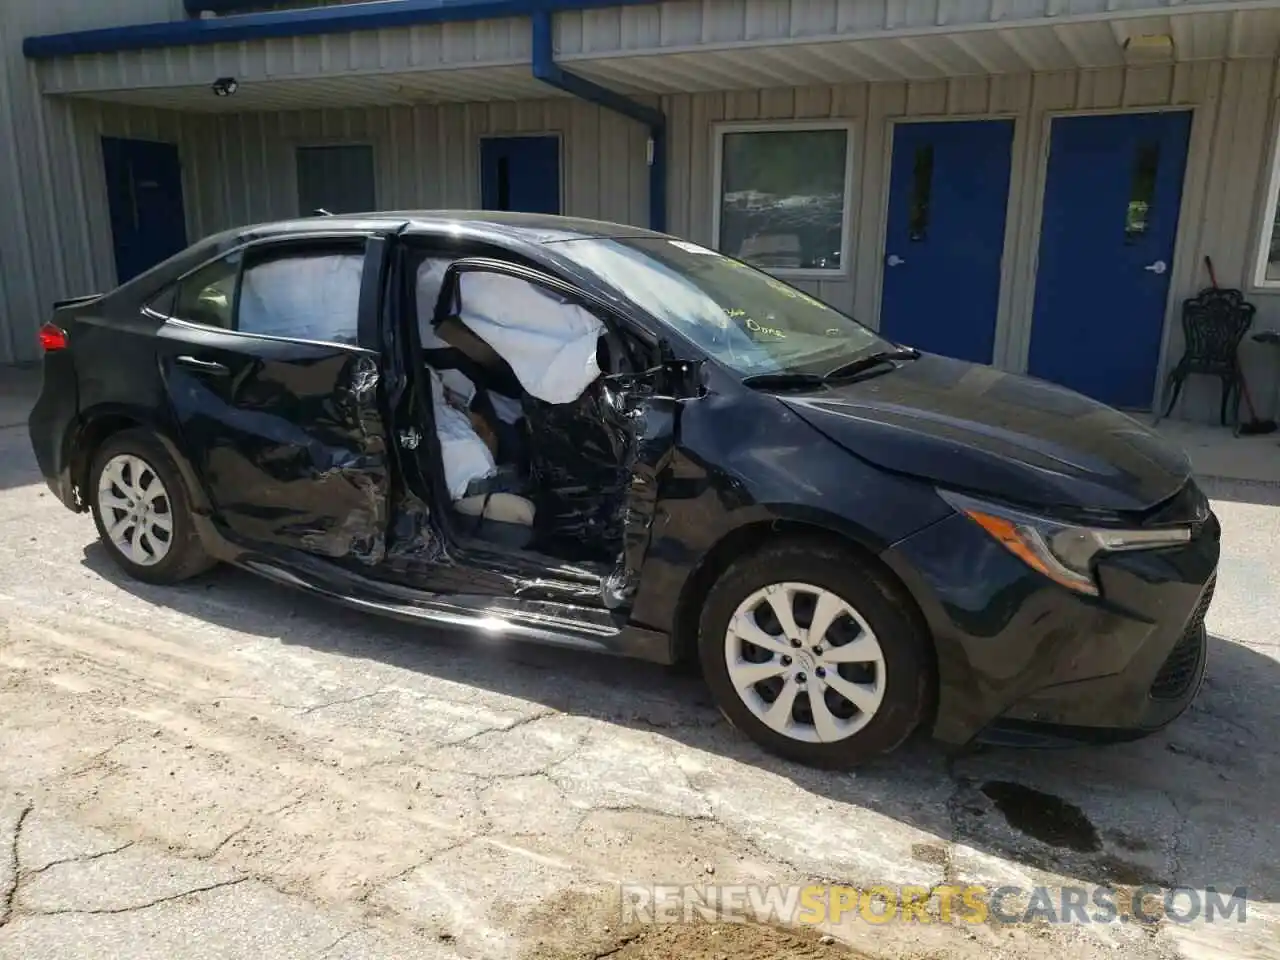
top-left (0, 424), bottom-right (45, 494)
top-left (82, 541), bottom-right (1280, 910)
top-left (1199, 475), bottom-right (1280, 507)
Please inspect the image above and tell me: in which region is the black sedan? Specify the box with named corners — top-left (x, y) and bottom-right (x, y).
top-left (28, 212), bottom-right (1219, 768)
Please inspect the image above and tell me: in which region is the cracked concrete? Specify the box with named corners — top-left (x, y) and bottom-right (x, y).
top-left (0, 421), bottom-right (1277, 959)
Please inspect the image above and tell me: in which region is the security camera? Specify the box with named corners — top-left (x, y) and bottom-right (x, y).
top-left (211, 77), bottom-right (239, 97)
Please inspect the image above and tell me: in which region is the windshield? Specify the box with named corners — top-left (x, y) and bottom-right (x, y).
top-left (548, 236), bottom-right (887, 377)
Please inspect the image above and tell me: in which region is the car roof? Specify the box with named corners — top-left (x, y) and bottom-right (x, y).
top-left (107, 211), bottom-right (669, 304)
top-left (237, 210), bottom-right (668, 244)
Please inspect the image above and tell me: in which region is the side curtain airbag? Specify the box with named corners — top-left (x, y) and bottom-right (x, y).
top-left (455, 273), bottom-right (604, 405)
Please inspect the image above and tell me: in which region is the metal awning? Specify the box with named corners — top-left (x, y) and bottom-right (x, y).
top-left (25, 0), bottom-right (1280, 111)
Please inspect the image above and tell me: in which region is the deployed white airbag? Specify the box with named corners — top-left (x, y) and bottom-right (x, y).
top-left (429, 369), bottom-right (496, 501)
top-left (239, 253), bottom-right (364, 344)
top-left (454, 273), bottom-right (604, 405)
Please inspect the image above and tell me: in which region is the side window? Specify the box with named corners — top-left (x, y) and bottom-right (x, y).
top-left (238, 246), bottom-right (365, 344)
top-left (172, 255), bottom-right (239, 330)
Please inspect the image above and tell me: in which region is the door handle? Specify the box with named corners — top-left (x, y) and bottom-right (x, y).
top-left (1144, 260), bottom-right (1168, 275)
top-left (175, 355), bottom-right (229, 376)
top-left (887, 254), bottom-right (906, 267)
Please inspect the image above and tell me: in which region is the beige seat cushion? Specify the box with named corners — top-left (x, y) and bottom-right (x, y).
top-left (454, 493), bottom-right (536, 527)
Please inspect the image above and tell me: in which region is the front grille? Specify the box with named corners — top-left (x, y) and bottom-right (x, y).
top-left (1149, 575), bottom-right (1215, 701)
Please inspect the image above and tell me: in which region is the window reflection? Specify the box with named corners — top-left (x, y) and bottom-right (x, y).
top-left (717, 128), bottom-right (850, 272)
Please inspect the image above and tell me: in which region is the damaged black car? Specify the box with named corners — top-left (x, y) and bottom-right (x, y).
top-left (29, 212), bottom-right (1220, 768)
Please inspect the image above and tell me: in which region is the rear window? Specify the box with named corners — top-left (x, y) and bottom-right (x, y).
top-left (238, 248), bottom-right (364, 344)
top-left (172, 254), bottom-right (240, 330)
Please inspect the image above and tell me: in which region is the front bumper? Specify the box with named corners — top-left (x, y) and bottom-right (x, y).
top-left (881, 501), bottom-right (1220, 747)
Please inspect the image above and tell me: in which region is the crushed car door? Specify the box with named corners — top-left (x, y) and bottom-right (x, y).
top-left (422, 258), bottom-right (695, 611)
top-left (153, 233), bottom-right (392, 564)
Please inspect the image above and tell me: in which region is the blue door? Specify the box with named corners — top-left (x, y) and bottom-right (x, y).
top-left (1028, 111), bottom-right (1192, 409)
top-left (879, 119), bottom-right (1014, 365)
top-left (101, 137), bottom-right (188, 284)
top-left (480, 136), bottom-right (560, 215)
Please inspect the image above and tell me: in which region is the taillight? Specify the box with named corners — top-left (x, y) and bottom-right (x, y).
top-left (39, 323), bottom-right (68, 352)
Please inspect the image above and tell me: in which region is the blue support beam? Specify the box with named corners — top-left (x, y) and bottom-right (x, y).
top-left (529, 10), bottom-right (666, 232)
top-left (24, 0), bottom-right (659, 59)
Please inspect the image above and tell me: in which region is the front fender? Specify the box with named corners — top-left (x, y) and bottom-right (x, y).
top-left (626, 388), bottom-right (953, 640)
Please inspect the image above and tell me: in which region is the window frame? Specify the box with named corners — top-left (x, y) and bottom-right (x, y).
top-left (710, 119), bottom-right (858, 281)
top-left (148, 232), bottom-right (379, 353)
top-left (1253, 108), bottom-right (1280, 290)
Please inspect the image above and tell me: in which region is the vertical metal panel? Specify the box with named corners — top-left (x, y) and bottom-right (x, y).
top-left (0, 0), bottom-right (181, 363)
top-left (160, 97), bottom-right (650, 240)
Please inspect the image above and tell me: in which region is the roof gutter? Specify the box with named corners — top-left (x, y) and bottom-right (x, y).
top-left (23, 0), bottom-right (658, 59)
top-left (530, 10), bottom-right (665, 233)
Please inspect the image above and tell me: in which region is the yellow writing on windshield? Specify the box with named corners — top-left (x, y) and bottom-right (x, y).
top-left (725, 308), bottom-right (785, 339)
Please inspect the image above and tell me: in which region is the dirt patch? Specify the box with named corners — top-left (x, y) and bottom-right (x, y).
top-left (577, 922), bottom-right (873, 959)
top-left (536, 921), bottom-right (872, 960)
top-left (523, 889), bottom-right (874, 960)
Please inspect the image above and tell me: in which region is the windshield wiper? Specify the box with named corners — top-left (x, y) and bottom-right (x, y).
top-left (823, 347), bottom-right (920, 381)
top-left (740, 371), bottom-right (827, 391)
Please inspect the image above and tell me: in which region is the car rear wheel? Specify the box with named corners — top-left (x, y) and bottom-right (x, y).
top-left (698, 540), bottom-right (932, 768)
top-left (89, 430), bottom-right (215, 585)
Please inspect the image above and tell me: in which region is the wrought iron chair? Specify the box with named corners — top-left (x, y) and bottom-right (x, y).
top-left (1156, 287), bottom-right (1255, 431)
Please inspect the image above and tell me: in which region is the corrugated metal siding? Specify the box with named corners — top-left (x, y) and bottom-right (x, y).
top-left (554, 0), bottom-right (1259, 57)
top-left (40, 18), bottom-right (535, 95)
top-left (172, 98), bottom-right (651, 237)
top-left (23, 93), bottom-right (653, 335)
top-left (0, 0), bottom-right (183, 364)
top-left (36, 0), bottom-right (1280, 97)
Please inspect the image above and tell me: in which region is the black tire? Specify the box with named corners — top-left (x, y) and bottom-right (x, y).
top-left (88, 428), bottom-right (216, 585)
top-left (697, 539), bottom-right (932, 769)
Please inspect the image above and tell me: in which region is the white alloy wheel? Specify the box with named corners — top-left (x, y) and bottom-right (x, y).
top-left (96, 453), bottom-right (175, 567)
top-left (723, 581), bottom-right (887, 743)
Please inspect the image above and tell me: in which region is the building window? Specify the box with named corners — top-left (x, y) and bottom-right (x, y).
top-left (713, 122), bottom-right (855, 277)
top-left (296, 145), bottom-right (376, 216)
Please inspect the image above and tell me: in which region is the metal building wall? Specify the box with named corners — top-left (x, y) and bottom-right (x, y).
top-left (174, 97), bottom-right (652, 235)
top-left (659, 60), bottom-right (1280, 421)
top-left (32, 94), bottom-right (653, 297)
top-left (0, 0), bottom-right (185, 365)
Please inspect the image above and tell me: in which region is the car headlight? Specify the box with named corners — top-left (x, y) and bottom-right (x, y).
top-left (938, 489), bottom-right (1192, 596)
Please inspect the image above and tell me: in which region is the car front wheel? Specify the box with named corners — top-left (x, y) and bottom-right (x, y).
top-left (89, 429), bottom-right (215, 585)
top-left (698, 540), bottom-right (932, 768)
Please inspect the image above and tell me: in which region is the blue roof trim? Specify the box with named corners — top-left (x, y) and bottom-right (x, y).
top-left (24, 0), bottom-right (657, 59)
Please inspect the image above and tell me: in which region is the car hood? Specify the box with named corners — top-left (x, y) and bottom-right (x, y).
top-left (778, 353), bottom-right (1192, 515)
